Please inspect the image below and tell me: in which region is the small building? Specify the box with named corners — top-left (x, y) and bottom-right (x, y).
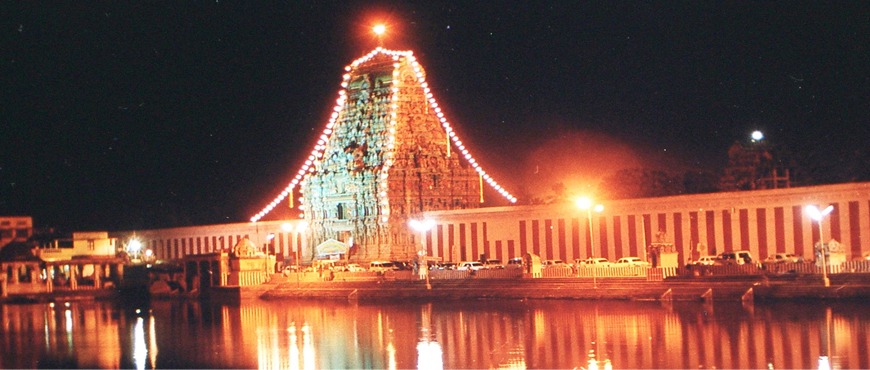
top-left (173, 237), bottom-right (276, 297)
top-left (0, 216), bottom-right (32, 250)
top-left (36, 231), bottom-right (118, 262)
top-left (1, 231), bottom-right (125, 299)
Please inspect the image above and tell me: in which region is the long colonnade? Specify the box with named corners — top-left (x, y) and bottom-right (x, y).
top-left (419, 182), bottom-right (870, 265)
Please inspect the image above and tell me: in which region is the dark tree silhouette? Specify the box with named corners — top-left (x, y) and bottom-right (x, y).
top-left (601, 168), bottom-right (684, 199)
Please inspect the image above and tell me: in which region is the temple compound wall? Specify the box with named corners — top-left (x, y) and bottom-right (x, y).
top-left (418, 182), bottom-right (870, 265)
top-left (115, 182), bottom-right (870, 268)
top-left (115, 220), bottom-right (310, 268)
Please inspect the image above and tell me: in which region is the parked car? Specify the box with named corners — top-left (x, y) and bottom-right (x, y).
top-left (482, 259), bottom-right (505, 269)
top-left (763, 253), bottom-right (802, 265)
top-left (578, 257), bottom-right (612, 268)
top-left (507, 257), bottom-right (524, 268)
top-left (282, 265), bottom-right (300, 276)
top-left (369, 261), bottom-right (399, 272)
top-left (457, 261), bottom-right (485, 271)
top-left (614, 257), bottom-right (650, 267)
top-left (345, 263), bottom-right (365, 272)
top-left (714, 251), bottom-right (756, 266)
top-left (543, 260), bottom-right (568, 268)
top-left (691, 256), bottom-right (717, 266)
top-left (434, 262), bottom-right (457, 270)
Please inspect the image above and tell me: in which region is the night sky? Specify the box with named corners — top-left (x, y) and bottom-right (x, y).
top-left (2, 2), bottom-right (868, 232)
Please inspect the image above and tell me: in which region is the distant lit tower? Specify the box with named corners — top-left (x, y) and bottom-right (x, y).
top-left (251, 27), bottom-right (517, 261)
top-left (720, 130), bottom-right (793, 191)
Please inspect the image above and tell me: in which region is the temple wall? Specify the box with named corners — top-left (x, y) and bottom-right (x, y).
top-left (422, 182), bottom-right (870, 264)
top-left (113, 220), bottom-right (311, 266)
top-left (111, 183), bottom-right (870, 266)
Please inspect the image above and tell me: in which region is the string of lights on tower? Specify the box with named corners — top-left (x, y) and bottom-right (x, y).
top-left (250, 27), bottom-right (517, 223)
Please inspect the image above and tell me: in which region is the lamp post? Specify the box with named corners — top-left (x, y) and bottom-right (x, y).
top-left (293, 221), bottom-right (309, 271)
top-left (806, 204), bottom-right (834, 287)
top-left (576, 197), bottom-right (604, 288)
top-left (409, 219), bottom-right (436, 290)
top-left (266, 233), bottom-right (275, 255)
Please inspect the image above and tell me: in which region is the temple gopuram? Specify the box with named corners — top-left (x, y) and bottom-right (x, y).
top-left (300, 49), bottom-right (487, 261)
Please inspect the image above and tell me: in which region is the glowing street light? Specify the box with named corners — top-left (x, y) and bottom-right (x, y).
top-left (266, 233), bottom-right (276, 255)
top-left (576, 197), bottom-right (604, 252)
top-left (127, 238), bottom-right (142, 254)
top-left (409, 218), bottom-right (436, 289)
top-left (577, 197), bottom-right (604, 288)
top-left (409, 219), bottom-right (436, 233)
top-left (805, 204), bottom-right (834, 287)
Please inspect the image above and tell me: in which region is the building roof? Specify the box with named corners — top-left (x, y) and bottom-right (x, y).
top-left (0, 242), bottom-right (41, 262)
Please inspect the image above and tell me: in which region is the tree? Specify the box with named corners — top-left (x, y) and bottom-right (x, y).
top-left (600, 168), bottom-right (684, 199)
top-left (683, 170), bottom-right (719, 194)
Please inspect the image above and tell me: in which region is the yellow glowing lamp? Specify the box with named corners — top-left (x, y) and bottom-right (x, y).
top-left (373, 24), bottom-right (386, 36)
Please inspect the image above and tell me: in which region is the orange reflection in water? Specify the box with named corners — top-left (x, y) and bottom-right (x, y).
top-left (229, 300), bottom-right (870, 369)
top-left (2, 299), bottom-right (870, 368)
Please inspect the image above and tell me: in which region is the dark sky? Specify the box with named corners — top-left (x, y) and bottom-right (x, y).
top-left (2, 2), bottom-right (868, 232)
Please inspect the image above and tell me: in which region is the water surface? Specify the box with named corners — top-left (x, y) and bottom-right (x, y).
top-left (1, 298), bottom-right (867, 368)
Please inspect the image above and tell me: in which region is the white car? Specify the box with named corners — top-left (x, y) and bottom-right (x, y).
top-left (368, 261), bottom-right (398, 272)
top-left (763, 253), bottom-right (802, 265)
top-left (614, 257), bottom-right (650, 267)
top-left (692, 256), bottom-right (717, 266)
top-left (346, 263), bottom-right (365, 272)
top-left (457, 261), bottom-right (485, 271)
top-left (543, 259), bottom-right (567, 268)
top-left (715, 250), bottom-right (756, 266)
top-left (579, 258), bottom-right (612, 268)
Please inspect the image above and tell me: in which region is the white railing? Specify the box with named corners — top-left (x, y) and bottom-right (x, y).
top-left (575, 266), bottom-right (648, 278)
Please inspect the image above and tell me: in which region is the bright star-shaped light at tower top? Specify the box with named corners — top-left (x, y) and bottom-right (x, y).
top-left (373, 24), bottom-right (386, 36)
top-left (373, 24), bottom-right (386, 46)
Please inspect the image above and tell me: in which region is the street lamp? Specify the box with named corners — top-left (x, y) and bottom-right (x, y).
top-left (576, 197), bottom-right (604, 255)
top-left (127, 237), bottom-right (142, 261)
top-left (409, 218), bottom-right (436, 290)
top-left (294, 221), bottom-right (309, 271)
top-left (805, 204), bottom-right (834, 287)
top-left (576, 197), bottom-right (604, 288)
top-left (266, 233), bottom-right (275, 255)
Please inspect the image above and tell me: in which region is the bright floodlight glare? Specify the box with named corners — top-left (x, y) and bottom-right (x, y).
top-left (751, 130), bottom-right (764, 141)
top-left (576, 197), bottom-right (592, 210)
top-left (128, 238), bottom-right (142, 252)
top-left (409, 219), bottom-right (436, 232)
top-left (373, 24), bottom-right (386, 36)
top-left (295, 221), bottom-right (309, 232)
top-left (805, 205), bottom-right (834, 221)
top-left (593, 204), bottom-right (604, 213)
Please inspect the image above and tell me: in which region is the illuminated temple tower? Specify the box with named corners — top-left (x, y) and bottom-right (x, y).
top-left (252, 47), bottom-right (516, 261)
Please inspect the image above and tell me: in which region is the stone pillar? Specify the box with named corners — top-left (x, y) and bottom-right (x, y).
top-left (69, 264), bottom-right (78, 290)
top-left (115, 264), bottom-right (124, 285)
top-left (94, 264), bottom-right (102, 288)
top-left (10, 263), bottom-right (19, 284)
top-left (29, 265), bottom-right (39, 284)
top-left (46, 266), bottom-right (53, 293)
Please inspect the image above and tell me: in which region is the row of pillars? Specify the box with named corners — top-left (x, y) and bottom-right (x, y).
top-left (1, 262), bottom-right (124, 295)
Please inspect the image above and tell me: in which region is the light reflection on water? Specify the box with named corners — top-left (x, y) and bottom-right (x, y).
top-left (1, 298), bottom-right (869, 368)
